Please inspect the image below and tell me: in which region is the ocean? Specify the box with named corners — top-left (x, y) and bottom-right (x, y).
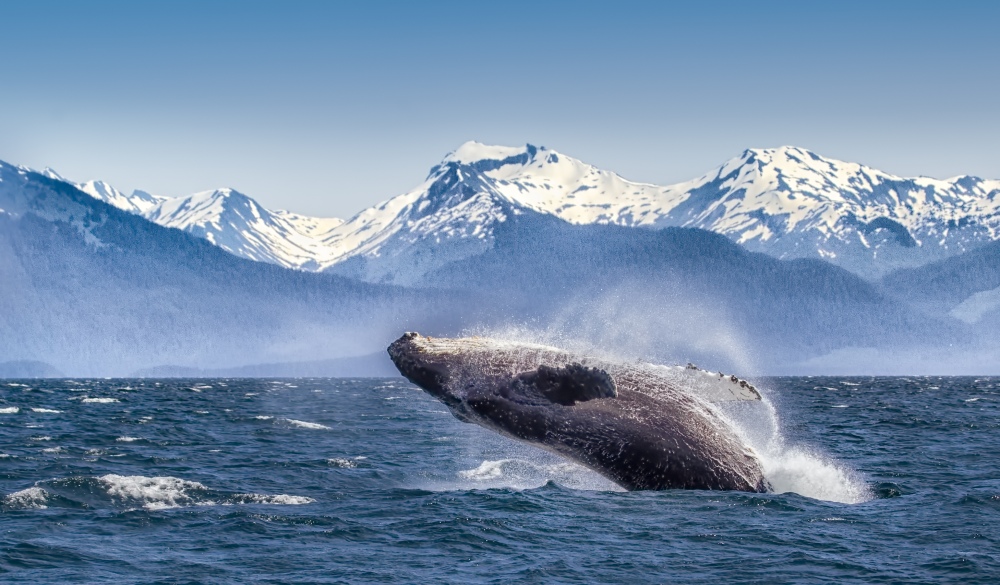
top-left (1, 377), bottom-right (997, 583)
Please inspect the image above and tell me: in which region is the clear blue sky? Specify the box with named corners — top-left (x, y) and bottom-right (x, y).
top-left (1, 0), bottom-right (997, 218)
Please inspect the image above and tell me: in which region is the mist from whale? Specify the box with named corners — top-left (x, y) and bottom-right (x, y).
top-left (388, 332), bottom-right (778, 492)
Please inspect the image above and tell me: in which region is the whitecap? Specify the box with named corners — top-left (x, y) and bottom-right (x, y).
top-left (97, 474), bottom-right (313, 510)
top-left (100, 474), bottom-right (207, 510)
top-left (0, 406), bottom-right (19, 414)
top-left (284, 419), bottom-right (331, 430)
top-left (232, 493), bottom-right (314, 505)
top-left (82, 397), bottom-right (119, 403)
top-left (327, 458), bottom-right (357, 468)
top-left (3, 487), bottom-right (49, 509)
top-left (116, 436), bottom-right (141, 442)
top-left (31, 408), bottom-right (61, 413)
top-left (42, 447), bottom-right (63, 453)
top-left (254, 415), bottom-right (273, 420)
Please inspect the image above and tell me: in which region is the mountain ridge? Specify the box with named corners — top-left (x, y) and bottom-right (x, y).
top-left (38, 142), bottom-right (1000, 281)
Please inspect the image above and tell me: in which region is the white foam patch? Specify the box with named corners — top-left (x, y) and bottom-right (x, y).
top-left (116, 436), bottom-right (141, 442)
top-left (31, 408), bottom-right (61, 413)
top-left (98, 474), bottom-right (314, 510)
top-left (0, 406), bottom-right (19, 414)
top-left (4, 487), bottom-right (49, 509)
top-left (236, 493), bottom-right (314, 505)
top-left (327, 458), bottom-right (357, 468)
top-left (254, 415), bottom-right (274, 420)
top-left (82, 397), bottom-right (119, 403)
top-left (100, 474), bottom-right (208, 510)
top-left (452, 455), bottom-right (622, 492)
top-left (284, 419), bottom-right (331, 430)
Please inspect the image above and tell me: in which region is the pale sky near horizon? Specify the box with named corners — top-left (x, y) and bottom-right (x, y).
top-left (1, 0), bottom-right (997, 219)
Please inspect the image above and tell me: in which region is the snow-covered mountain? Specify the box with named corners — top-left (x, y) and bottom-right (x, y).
top-left (142, 189), bottom-right (345, 270)
top-left (3, 157), bottom-right (992, 374)
top-left (0, 161), bottom-right (454, 375)
top-left (52, 142), bottom-right (1000, 281)
top-left (43, 170), bottom-right (347, 270)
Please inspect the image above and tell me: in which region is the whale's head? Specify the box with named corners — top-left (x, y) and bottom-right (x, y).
top-left (387, 332), bottom-right (465, 410)
top-left (387, 332), bottom-right (617, 426)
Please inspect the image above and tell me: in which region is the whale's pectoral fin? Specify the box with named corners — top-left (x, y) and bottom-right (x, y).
top-left (519, 363), bottom-right (617, 406)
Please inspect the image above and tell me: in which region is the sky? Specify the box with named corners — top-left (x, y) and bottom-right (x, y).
top-left (1, 0), bottom-right (997, 219)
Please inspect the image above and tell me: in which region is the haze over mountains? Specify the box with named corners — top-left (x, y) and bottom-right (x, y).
top-left (60, 142), bottom-right (1000, 282)
top-left (3, 143), bottom-right (1000, 376)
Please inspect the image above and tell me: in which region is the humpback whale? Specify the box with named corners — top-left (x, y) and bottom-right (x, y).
top-left (388, 332), bottom-right (769, 492)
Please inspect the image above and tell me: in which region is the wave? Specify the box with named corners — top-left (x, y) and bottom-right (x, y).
top-left (2, 475), bottom-right (315, 511)
top-left (4, 487), bottom-right (49, 509)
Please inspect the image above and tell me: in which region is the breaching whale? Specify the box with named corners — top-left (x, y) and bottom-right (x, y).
top-left (388, 332), bottom-right (769, 492)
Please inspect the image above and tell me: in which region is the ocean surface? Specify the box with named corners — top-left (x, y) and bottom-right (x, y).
top-left (1, 376), bottom-right (997, 584)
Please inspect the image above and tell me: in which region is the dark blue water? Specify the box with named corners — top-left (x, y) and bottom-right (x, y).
top-left (1, 377), bottom-right (998, 583)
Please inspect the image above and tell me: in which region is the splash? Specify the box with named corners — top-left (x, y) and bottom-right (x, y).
top-left (718, 397), bottom-right (872, 504)
top-left (464, 282), bottom-right (760, 379)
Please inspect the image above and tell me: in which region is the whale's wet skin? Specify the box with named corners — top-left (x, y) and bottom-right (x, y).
top-left (388, 332), bottom-right (770, 492)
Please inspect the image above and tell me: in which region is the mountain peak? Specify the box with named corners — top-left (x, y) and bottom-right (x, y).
top-left (40, 167), bottom-right (66, 181)
top-left (442, 141), bottom-right (543, 166)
